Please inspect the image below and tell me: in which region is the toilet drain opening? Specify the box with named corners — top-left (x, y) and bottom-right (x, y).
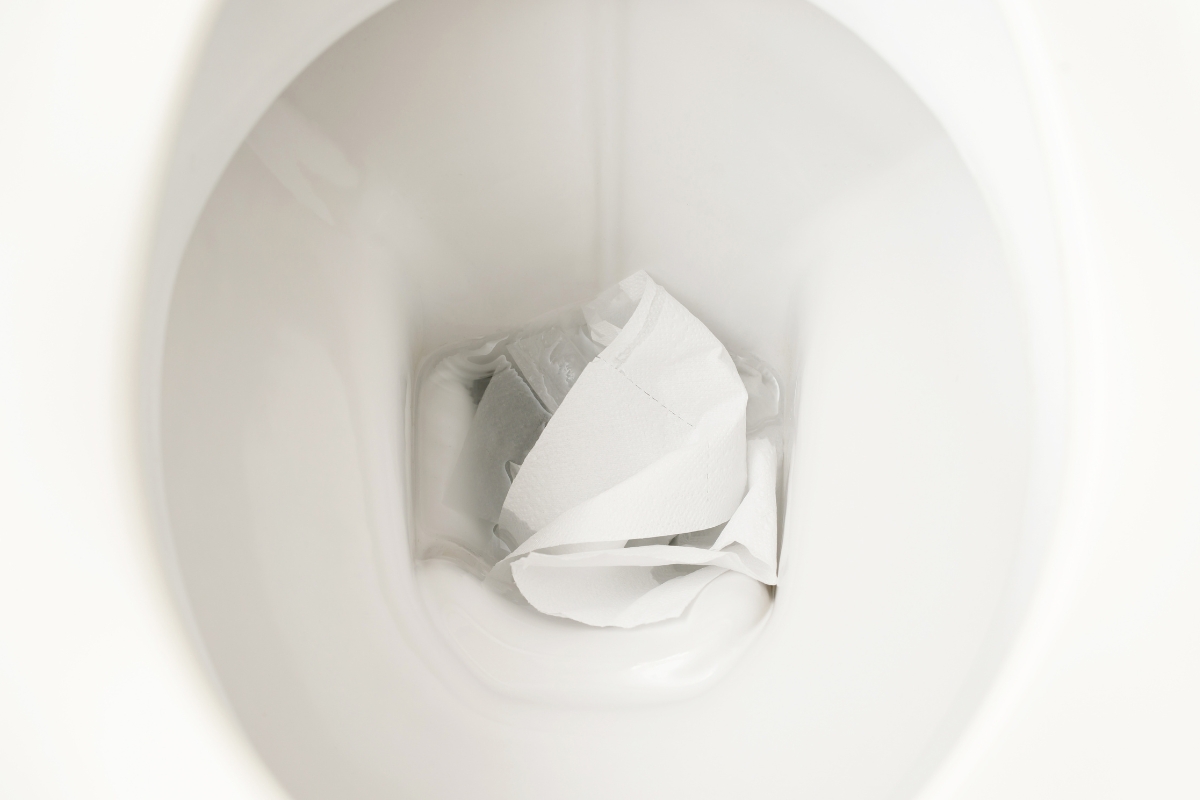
top-left (412, 270), bottom-right (786, 628)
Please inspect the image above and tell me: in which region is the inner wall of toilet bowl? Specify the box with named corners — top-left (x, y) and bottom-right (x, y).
top-left (159, 1), bottom-right (1033, 799)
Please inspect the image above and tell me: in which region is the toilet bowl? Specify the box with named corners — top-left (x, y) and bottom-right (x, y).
top-left (154, 1), bottom-right (1061, 794)
top-left (3, 1), bottom-right (1199, 799)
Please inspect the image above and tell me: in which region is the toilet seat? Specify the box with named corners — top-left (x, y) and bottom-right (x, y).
top-left (3, 1), bottom-right (1198, 799)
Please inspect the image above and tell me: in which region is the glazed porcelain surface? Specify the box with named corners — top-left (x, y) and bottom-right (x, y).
top-left (1, 1), bottom-right (1198, 799)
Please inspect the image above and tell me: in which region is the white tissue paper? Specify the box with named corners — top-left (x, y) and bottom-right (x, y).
top-left (506, 327), bottom-right (594, 413)
top-left (444, 360), bottom-right (551, 525)
top-left (483, 271), bottom-right (780, 627)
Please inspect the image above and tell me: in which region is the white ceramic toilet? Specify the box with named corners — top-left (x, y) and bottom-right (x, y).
top-left (3, 1), bottom-right (1199, 798)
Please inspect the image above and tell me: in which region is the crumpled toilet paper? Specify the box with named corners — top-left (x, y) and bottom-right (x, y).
top-left (445, 361), bottom-right (550, 525)
top-left (487, 271), bottom-right (780, 627)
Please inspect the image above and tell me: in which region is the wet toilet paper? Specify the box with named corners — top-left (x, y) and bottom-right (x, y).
top-left (486, 271), bottom-right (780, 627)
top-left (444, 361), bottom-right (550, 525)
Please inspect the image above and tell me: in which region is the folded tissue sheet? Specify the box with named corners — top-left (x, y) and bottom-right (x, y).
top-left (423, 271), bottom-right (783, 627)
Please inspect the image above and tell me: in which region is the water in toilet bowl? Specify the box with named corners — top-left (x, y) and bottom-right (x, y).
top-left (414, 271), bottom-right (788, 627)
